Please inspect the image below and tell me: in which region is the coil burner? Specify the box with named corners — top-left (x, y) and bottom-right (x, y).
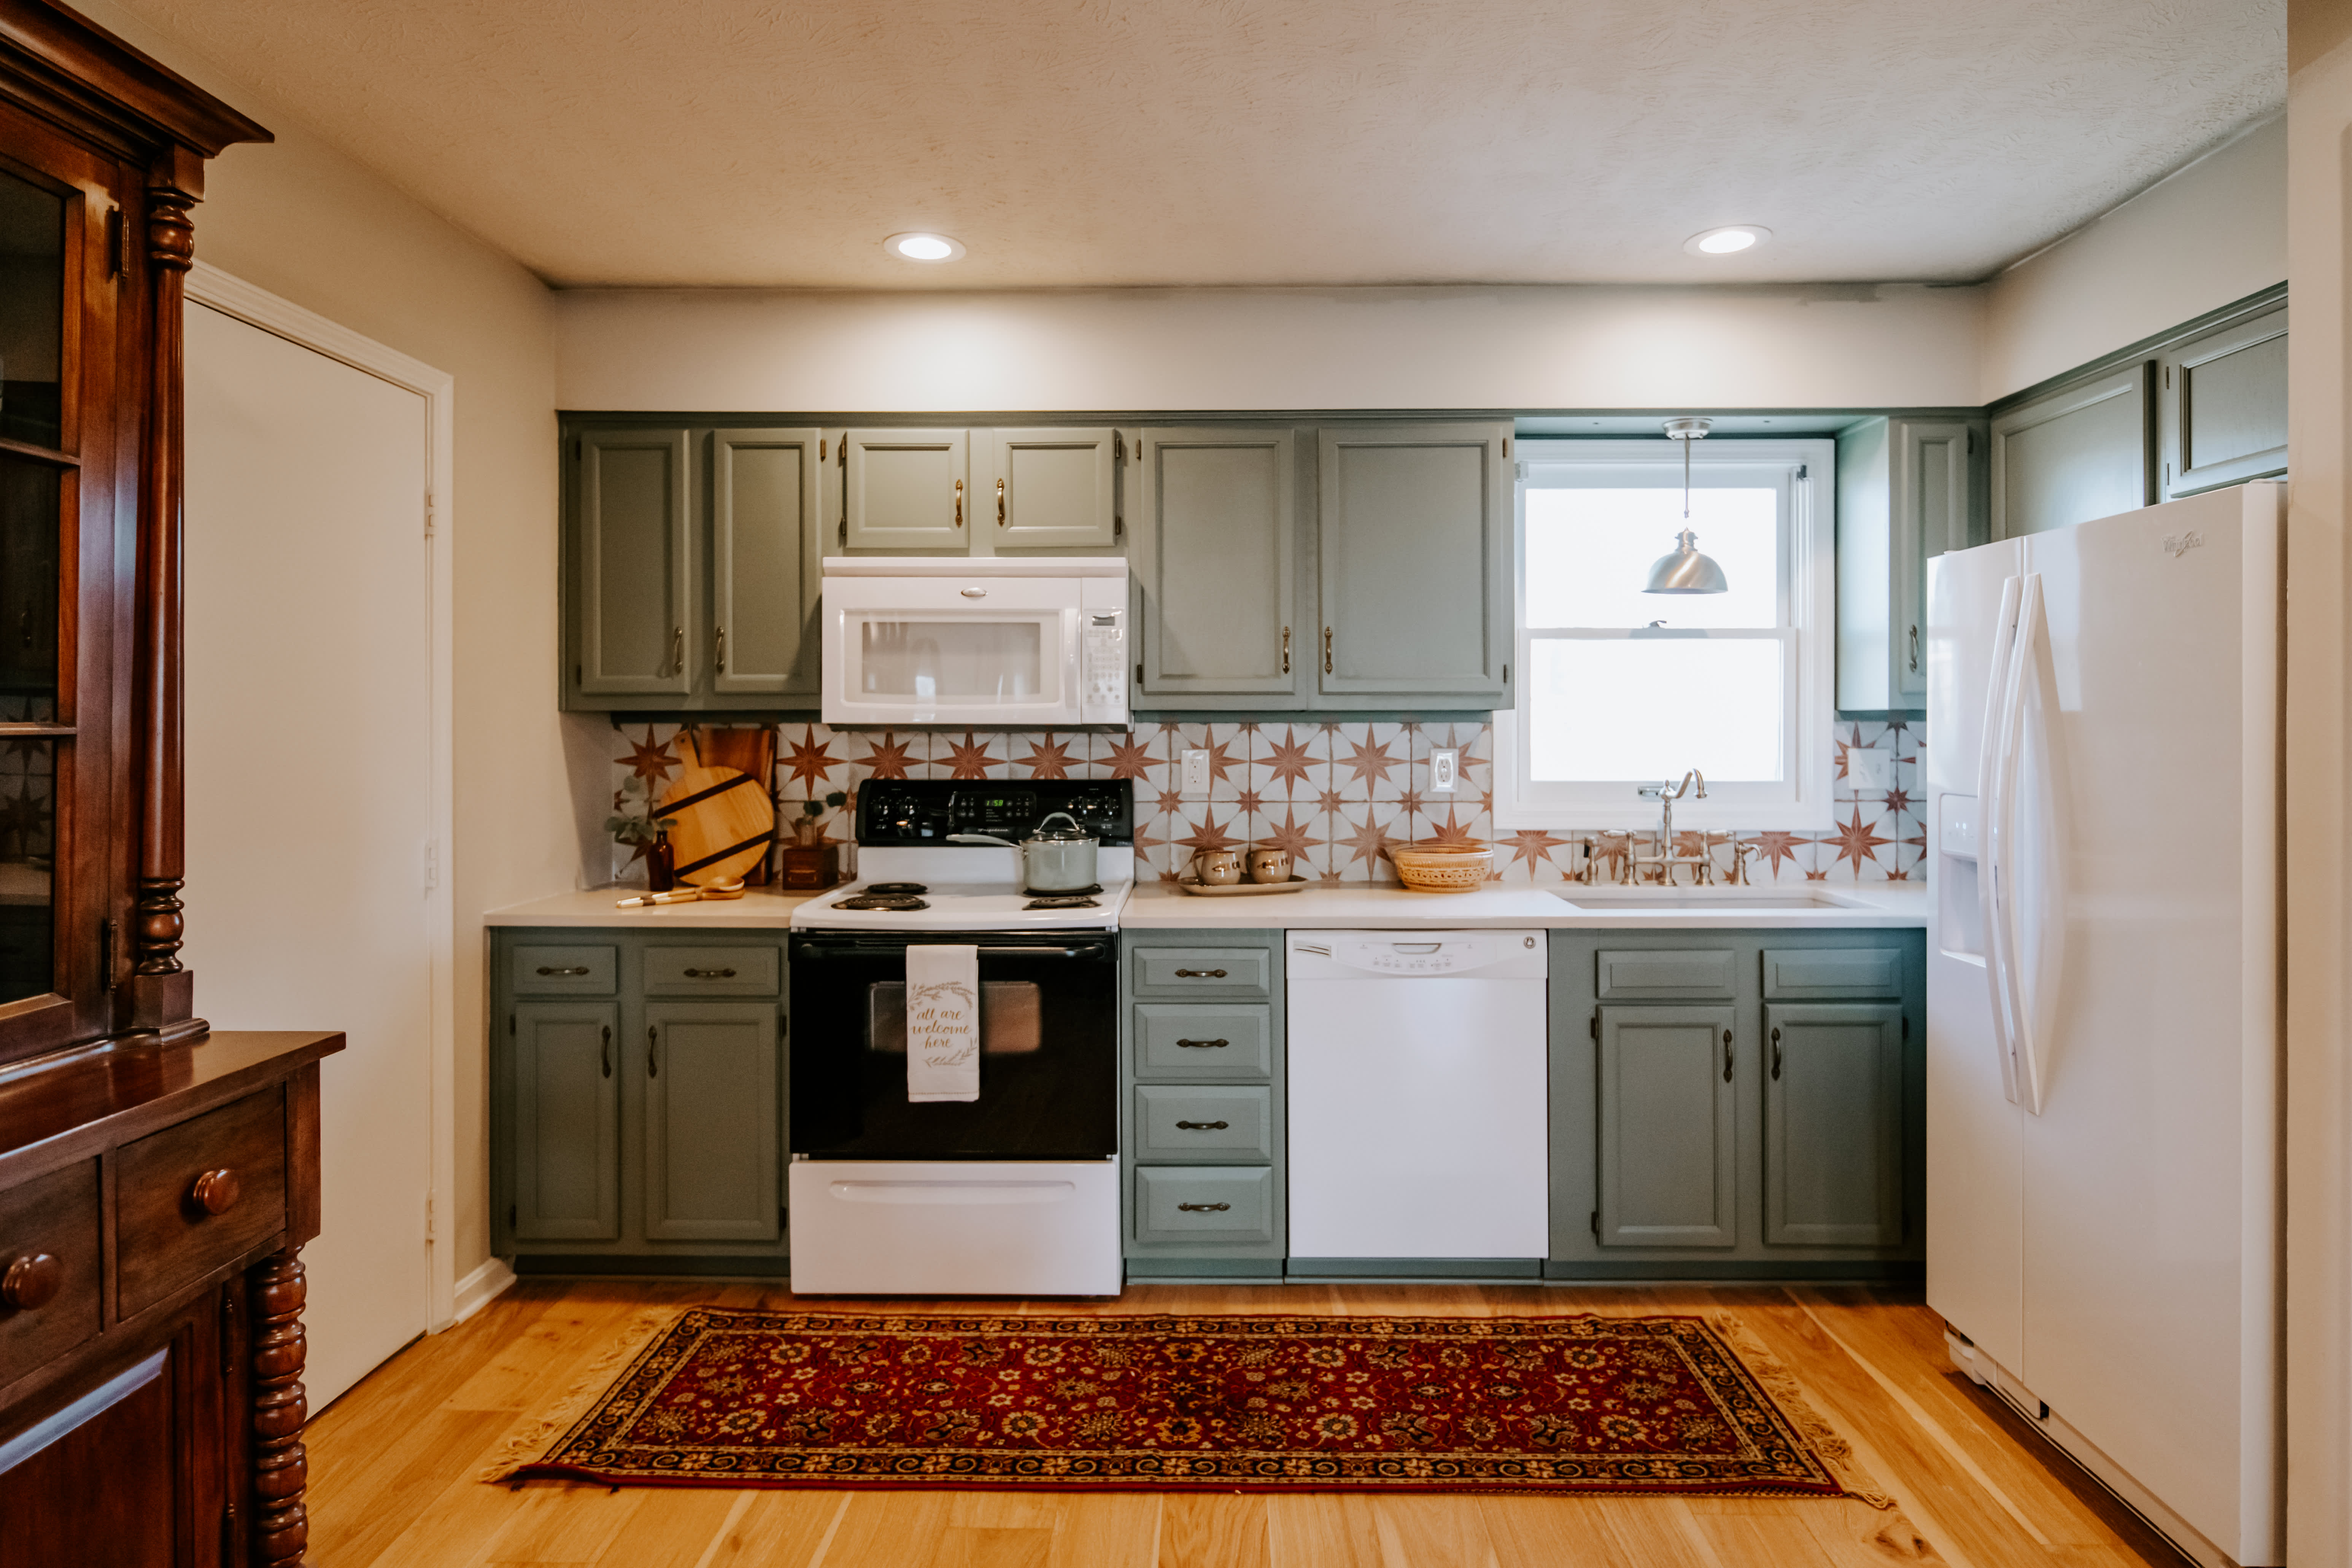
top-left (1023, 895), bottom-right (1101, 910)
top-left (836, 894), bottom-right (930, 912)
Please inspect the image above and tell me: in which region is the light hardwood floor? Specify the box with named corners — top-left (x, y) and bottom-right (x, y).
top-left (305, 1280), bottom-right (2190, 1568)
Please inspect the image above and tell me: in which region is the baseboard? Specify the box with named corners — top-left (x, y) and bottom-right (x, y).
top-left (453, 1257), bottom-right (518, 1323)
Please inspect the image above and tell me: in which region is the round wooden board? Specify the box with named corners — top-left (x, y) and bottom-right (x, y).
top-left (658, 764), bottom-right (774, 886)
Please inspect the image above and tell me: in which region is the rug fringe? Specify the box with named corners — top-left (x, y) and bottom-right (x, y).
top-left (1708, 1311), bottom-right (1893, 1510)
top-left (477, 1308), bottom-right (682, 1485)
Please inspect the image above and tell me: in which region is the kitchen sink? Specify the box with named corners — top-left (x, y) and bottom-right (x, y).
top-left (1549, 887), bottom-right (1865, 911)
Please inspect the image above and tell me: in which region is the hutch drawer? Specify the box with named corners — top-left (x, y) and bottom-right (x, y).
top-left (114, 1090), bottom-right (288, 1318)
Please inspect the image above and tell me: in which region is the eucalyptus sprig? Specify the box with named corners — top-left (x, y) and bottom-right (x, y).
top-left (606, 776), bottom-right (678, 847)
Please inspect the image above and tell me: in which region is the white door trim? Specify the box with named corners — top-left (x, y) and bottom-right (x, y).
top-left (184, 262), bottom-right (461, 1331)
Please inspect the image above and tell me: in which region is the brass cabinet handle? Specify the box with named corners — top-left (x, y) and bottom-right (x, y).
top-left (536, 965), bottom-right (590, 977)
top-left (1177, 1202), bottom-right (1230, 1213)
top-left (1722, 1028), bottom-right (1734, 1084)
top-left (601, 1025), bottom-right (612, 1079)
top-left (1323, 627), bottom-right (1333, 674)
top-left (1281, 627), bottom-right (1291, 674)
top-left (1174, 1120), bottom-right (1230, 1131)
top-left (716, 624), bottom-right (727, 672)
top-left (954, 478), bottom-right (963, 527)
top-left (683, 967), bottom-right (737, 979)
top-left (1908, 624), bottom-right (1920, 674)
top-left (996, 477), bottom-right (1006, 526)
top-left (647, 1025), bottom-right (659, 1078)
top-left (1175, 1038), bottom-right (1229, 1049)
top-left (189, 1169), bottom-right (241, 1217)
top-left (1173, 968), bottom-right (1227, 979)
top-left (1, 1252), bottom-right (60, 1310)
top-left (1770, 1026), bottom-right (1783, 1081)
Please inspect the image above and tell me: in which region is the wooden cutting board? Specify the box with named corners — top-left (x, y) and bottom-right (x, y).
top-left (658, 732), bottom-right (775, 887)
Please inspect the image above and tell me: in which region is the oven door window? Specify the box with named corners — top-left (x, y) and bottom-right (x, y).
top-left (790, 939), bottom-right (1116, 1160)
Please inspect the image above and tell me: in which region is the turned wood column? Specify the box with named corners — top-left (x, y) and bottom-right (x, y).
top-left (248, 1247), bottom-right (309, 1567)
top-left (126, 143), bottom-right (202, 1039)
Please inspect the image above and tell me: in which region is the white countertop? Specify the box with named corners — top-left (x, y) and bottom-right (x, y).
top-left (1118, 880), bottom-right (1928, 929)
top-left (484, 887), bottom-right (823, 929)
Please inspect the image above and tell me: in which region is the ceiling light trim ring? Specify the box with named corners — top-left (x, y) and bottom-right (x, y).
top-left (1683, 225), bottom-right (1770, 257)
top-left (885, 232), bottom-right (966, 262)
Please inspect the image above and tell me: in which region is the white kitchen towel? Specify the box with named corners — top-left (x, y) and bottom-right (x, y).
top-left (904, 943), bottom-right (981, 1102)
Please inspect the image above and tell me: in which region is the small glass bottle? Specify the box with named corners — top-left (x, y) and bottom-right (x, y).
top-left (645, 828), bottom-right (676, 893)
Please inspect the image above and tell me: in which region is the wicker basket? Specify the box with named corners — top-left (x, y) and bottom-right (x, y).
top-left (1389, 841), bottom-right (1495, 893)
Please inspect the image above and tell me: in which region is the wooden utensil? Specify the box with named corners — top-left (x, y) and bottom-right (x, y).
top-left (615, 880), bottom-right (747, 910)
top-left (657, 732), bottom-right (774, 887)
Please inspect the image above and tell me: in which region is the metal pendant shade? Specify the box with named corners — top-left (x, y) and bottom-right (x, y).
top-left (1645, 416), bottom-right (1729, 595)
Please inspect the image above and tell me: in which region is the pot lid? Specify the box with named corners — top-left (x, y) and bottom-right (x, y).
top-left (1027, 810), bottom-right (1094, 843)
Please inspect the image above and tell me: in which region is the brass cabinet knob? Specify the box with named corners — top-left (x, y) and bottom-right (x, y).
top-left (189, 1168), bottom-right (241, 1217)
top-left (1, 1252), bottom-right (59, 1309)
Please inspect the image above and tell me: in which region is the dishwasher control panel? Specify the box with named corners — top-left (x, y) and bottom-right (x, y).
top-left (1287, 930), bottom-right (1546, 980)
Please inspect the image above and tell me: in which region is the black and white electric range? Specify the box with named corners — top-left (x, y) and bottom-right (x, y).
top-left (785, 778), bottom-right (1132, 1295)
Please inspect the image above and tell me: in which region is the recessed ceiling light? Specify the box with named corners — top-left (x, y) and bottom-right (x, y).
top-left (885, 232), bottom-right (965, 262)
top-left (1685, 226), bottom-right (1770, 257)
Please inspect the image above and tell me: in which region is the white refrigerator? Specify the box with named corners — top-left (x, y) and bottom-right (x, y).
top-left (1925, 481), bottom-right (2282, 1568)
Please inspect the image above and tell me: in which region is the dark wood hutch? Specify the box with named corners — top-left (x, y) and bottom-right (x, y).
top-left (0, 3), bottom-right (340, 1566)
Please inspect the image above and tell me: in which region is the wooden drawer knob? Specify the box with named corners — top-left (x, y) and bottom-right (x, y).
top-left (2, 1252), bottom-right (60, 1310)
top-left (189, 1168), bottom-right (242, 1217)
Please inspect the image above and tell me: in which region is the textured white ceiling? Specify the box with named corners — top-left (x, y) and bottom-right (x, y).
top-left (119, 0), bottom-right (2282, 289)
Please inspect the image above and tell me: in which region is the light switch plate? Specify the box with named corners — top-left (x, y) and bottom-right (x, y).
top-left (1847, 746), bottom-right (1894, 792)
top-left (1181, 748), bottom-right (1211, 794)
top-left (1430, 748), bottom-right (1459, 792)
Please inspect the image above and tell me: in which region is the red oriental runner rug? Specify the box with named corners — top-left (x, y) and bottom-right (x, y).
top-left (485, 1309), bottom-right (1888, 1502)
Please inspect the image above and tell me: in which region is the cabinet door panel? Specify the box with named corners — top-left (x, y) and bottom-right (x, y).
top-left (713, 428), bottom-right (822, 695)
top-left (1135, 428), bottom-right (1298, 699)
top-left (845, 428), bottom-right (969, 549)
top-left (1893, 420), bottom-right (1974, 705)
top-left (512, 1002), bottom-right (621, 1241)
top-left (1317, 423), bottom-right (1507, 698)
top-left (1596, 1005), bottom-right (1736, 1248)
top-left (576, 429), bottom-right (692, 696)
top-left (1991, 367), bottom-right (2150, 540)
top-left (0, 1349), bottom-right (175, 1568)
top-left (2163, 304), bottom-right (2287, 497)
top-left (644, 1003), bottom-right (781, 1242)
top-left (990, 427), bottom-right (1117, 549)
top-left (1764, 1003), bottom-right (1903, 1246)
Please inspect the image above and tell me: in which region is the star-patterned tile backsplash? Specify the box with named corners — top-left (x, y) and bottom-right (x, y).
top-left (605, 716), bottom-right (1926, 888)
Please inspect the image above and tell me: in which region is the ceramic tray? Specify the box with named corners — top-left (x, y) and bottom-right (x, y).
top-left (1175, 875), bottom-right (1310, 897)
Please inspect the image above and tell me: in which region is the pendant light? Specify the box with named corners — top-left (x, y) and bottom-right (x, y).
top-left (1645, 416), bottom-right (1728, 594)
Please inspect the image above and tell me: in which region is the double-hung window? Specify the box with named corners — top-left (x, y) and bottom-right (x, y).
top-left (1495, 438), bottom-right (1835, 829)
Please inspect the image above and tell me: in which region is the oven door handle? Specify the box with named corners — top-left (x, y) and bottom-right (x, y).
top-left (792, 940), bottom-right (1112, 961)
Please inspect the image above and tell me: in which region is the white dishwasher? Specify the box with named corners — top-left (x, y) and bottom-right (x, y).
top-left (1286, 930), bottom-right (1549, 1260)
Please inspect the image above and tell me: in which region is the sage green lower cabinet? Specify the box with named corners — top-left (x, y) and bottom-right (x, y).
top-left (493, 928), bottom-right (789, 1273)
top-left (1549, 927), bottom-right (1925, 1280)
top-left (1121, 929), bottom-right (1286, 1275)
top-left (1596, 1006), bottom-right (1736, 1248)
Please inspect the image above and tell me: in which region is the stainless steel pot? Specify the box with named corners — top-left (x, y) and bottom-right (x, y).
top-left (947, 811), bottom-right (1100, 891)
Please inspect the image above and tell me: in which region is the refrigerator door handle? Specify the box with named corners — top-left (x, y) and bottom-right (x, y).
top-left (2004, 577), bottom-right (2067, 1115)
top-left (1977, 575), bottom-right (2026, 1105)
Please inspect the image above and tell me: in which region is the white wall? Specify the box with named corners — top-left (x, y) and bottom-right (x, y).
top-left (70, 0), bottom-right (574, 1285)
top-left (1981, 114), bottom-right (2285, 402)
top-left (555, 282), bottom-right (1985, 413)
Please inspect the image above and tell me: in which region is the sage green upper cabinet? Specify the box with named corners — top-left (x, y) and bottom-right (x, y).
top-left (988, 427), bottom-right (1119, 549)
top-left (2160, 303), bottom-right (2286, 498)
top-left (1837, 416), bottom-right (1983, 713)
top-left (1134, 426), bottom-right (1303, 704)
top-left (711, 428), bottom-right (822, 698)
top-left (1991, 364), bottom-right (2152, 539)
top-left (575, 428), bottom-right (693, 699)
top-left (1316, 423), bottom-right (1510, 702)
top-left (1762, 1003), bottom-right (1904, 1246)
top-left (844, 427), bottom-right (971, 549)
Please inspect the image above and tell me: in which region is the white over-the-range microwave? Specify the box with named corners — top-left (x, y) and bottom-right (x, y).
top-left (820, 556), bottom-right (1130, 729)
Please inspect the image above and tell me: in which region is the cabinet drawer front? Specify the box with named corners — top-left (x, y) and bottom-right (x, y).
top-left (1761, 948), bottom-right (1901, 999)
top-left (1135, 1167), bottom-right (1276, 1244)
top-left (0, 1160), bottom-right (101, 1388)
top-left (1135, 1087), bottom-right (1273, 1163)
top-left (644, 945), bottom-right (780, 996)
top-left (1132, 948), bottom-right (1271, 997)
top-left (116, 1091), bottom-right (288, 1318)
top-left (1133, 1005), bottom-right (1273, 1079)
top-left (511, 944), bottom-right (618, 996)
top-left (1596, 948), bottom-right (1737, 1000)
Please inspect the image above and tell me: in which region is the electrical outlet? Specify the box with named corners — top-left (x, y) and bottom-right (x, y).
top-left (1430, 748), bottom-right (1459, 792)
top-left (1847, 746), bottom-right (1895, 792)
top-left (1181, 748), bottom-right (1211, 794)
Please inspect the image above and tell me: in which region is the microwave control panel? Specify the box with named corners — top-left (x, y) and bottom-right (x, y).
top-left (856, 778), bottom-right (1135, 847)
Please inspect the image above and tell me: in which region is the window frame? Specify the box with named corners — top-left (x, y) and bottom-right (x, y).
top-left (1495, 437), bottom-right (1837, 831)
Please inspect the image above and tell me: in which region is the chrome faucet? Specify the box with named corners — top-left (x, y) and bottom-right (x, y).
top-left (1632, 770), bottom-right (1709, 885)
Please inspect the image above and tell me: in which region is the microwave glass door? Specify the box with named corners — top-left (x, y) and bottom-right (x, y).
top-left (855, 617), bottom-right (1051, 705)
